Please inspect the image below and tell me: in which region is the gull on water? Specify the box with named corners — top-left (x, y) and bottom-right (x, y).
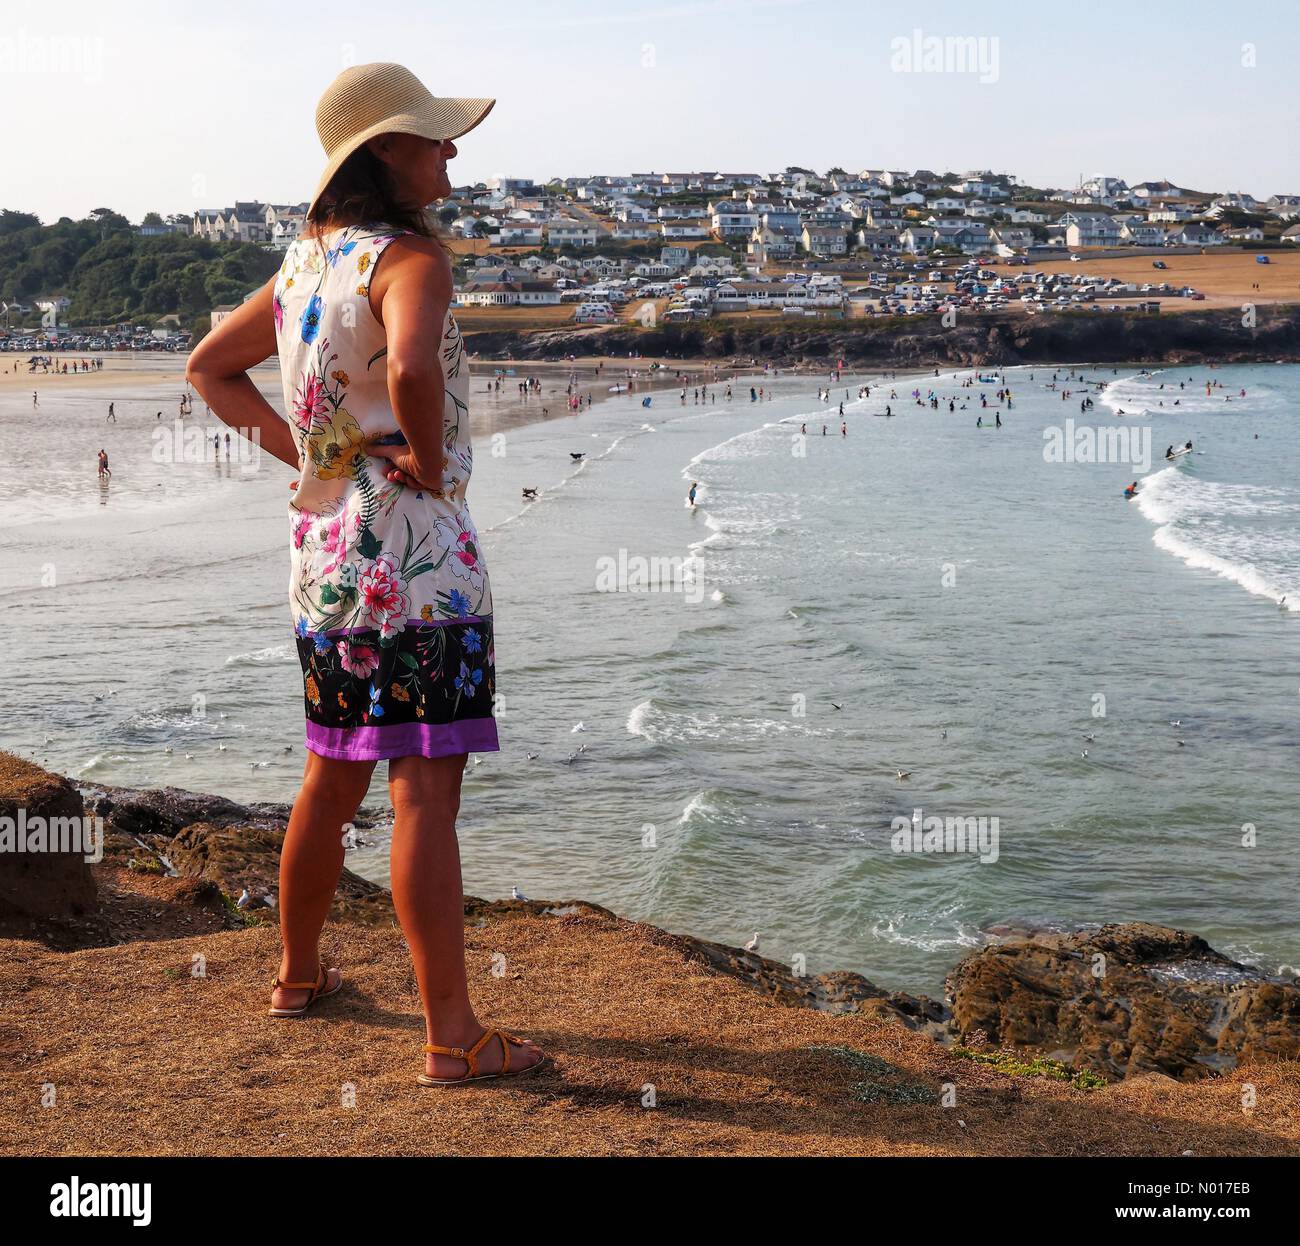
top-left (1169, 719), bottom-right (1182, 727)
top-left (571, 722), bottom-right (587, 733)
top-left (526, 751), bottom-right (539, 760)
top-left (895, 769), bottom-right (910, 780)
top-left (1083, 733), bottom-right (1095, 742)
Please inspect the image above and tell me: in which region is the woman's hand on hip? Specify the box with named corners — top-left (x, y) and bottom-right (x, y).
top-left (368, 442), bottom-right (442, 493)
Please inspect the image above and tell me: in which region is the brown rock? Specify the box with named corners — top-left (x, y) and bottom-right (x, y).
top-left (946, 922), bottom-right (1300, 1081)
top-left (0, 752), bottom-right (97, 922)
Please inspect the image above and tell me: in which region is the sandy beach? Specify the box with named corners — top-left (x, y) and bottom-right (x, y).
top-left (0, 350), bottom-right (745, 441)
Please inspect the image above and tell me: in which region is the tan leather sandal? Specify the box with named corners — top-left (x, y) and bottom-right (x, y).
top-left (267, 965), bottom-right (342, 1018)
top-left (417, 1028), bottom-right (546, 1086)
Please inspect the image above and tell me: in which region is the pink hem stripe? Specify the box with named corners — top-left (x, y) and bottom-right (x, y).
top-left (305, 718), bottom-right (499, 761)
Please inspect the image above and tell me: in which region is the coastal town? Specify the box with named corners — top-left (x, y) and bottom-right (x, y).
top-left (3, 168), bottom-right (1300, 354)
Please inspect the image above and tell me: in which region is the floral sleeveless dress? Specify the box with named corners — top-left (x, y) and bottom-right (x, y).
top-left (272, 224), bottom-right (497, 761)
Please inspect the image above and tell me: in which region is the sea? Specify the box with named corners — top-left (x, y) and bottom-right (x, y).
top-left (2, 354), bottom-right (1297, 996)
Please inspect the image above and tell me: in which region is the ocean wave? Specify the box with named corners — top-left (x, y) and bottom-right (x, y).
top-left (626, 697), bottom-right (828, 744)
top-left (870, 908), bottom-right (986, 954)
top-left (1151, 526), bottom-right (1299, 610)
top-left (225, 644), bottom-right (297, 665)
top-left (1135, 467), bottom-right (1300, 609)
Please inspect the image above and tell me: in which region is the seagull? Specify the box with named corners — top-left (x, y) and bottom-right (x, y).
top-left (251, 761), bottom-right (269, 770)
top-left (1081, 750), bottom-right (1089, 759)
top-left (569, 452), bottom-right (585, 461)
top-left (940, 728), bottom-right (947, 739)
top-left (217, 743), bottom-right (227, 751)
top-left (1083, 732), bottom-right (1095, 742)
top-left (1169, 719), bottom-right (1182, 727)
top-left (744, 933), bottom-right (760, 952)
top-left (511, 886), bottom-right (529, 902)
top-left (830, 701), bottom-right (842, 711)
top-left (184, 752), bottom-right (194, 760)
top-left (1176, 739), bottom-right (1186, 747)
top-left (164, 746), bottom-right (174, 755)
top-left (526, 751), bottom-right (539, 760)
top-left (235, 889), bottom-right (252, 909)
top-left (564, 750), bottom-right (580, 764)
top-left (895, 769), bottom-right (911, 780)
top-left (521, 487), bottom-right (538, 499)
top-left (571, 722), bottom-right (587, 733)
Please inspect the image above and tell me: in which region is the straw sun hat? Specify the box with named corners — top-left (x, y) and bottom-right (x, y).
top-left (307, 62), bottom-right (495, 215)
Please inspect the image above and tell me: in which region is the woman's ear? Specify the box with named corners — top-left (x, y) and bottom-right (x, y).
top-left (365, 134), bottom-right (397, 166)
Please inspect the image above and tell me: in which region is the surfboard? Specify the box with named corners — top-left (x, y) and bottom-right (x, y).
top-left (1165, 447), bottom-right (1193, 461)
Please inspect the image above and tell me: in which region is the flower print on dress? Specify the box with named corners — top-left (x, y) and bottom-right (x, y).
top-left (336, 639), bottom-right (380, 678)
top-left (293, 372), bottom-right (331, 433)
top-left (454, 661), bottom-right (482, 698)
top-left (300, 294), bottom-right (324, 344)
top-left (326, 239), bottom-right (357, 267)
top-left (357, 552), bottom-right (411, 639)
top-left (315, 507), bottom-right (361, 578)
top-left (433, 513), bottom-right (486, 591)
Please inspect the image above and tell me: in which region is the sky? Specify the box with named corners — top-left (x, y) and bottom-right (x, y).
top-left (4, 0), bottom-right (1298, 223)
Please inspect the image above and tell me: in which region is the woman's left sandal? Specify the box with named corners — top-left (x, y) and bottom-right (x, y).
top-left (417, 1029), bottom-right (546, 1086)
top-left (267, 966), bottom-right (342, 1018)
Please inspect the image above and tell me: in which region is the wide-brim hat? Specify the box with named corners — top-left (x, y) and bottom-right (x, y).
top-left (307, 62), bottom-right (494, 217)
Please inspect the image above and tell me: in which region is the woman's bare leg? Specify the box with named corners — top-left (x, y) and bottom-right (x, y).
top-left (388, 753), bottom-right (542, 1078)
top-left (272, 751), bottom-right (376, 1010)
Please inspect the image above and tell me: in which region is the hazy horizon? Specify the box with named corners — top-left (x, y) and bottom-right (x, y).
top-left (5, 0), bottom-right (1297, 223)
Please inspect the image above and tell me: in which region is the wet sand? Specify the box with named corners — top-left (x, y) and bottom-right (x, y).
top-left (1, 351), bottom-right (751, 440)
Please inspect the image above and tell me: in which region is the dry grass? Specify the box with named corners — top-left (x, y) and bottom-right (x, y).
top-left (990, 249), bottom-right (1300, 311)
top-left (2, 871), bottom-right (1297, 1157)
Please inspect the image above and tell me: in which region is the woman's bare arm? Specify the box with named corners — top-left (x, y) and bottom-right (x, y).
top-left (366, 236), bottom-right (452, 490)
top-left (185, 279), bottom-right (300, 468)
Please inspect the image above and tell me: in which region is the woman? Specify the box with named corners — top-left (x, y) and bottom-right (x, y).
top-left (187, 62), bottom-right (544, 1086)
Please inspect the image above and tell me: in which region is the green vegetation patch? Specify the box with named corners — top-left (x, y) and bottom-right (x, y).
top-left (803, 1044), bottom-right (940, 1106)
top-left (952, 1045), bottom-right (1107, 1091)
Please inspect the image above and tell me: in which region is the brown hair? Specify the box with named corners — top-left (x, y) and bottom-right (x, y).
top-left (306, 142), bottom-right (449, 247)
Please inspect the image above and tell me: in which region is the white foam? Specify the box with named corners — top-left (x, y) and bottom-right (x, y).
top-left (1136, 468), bottom-right (1300, 610)
top-left (225, 644), bottom-right (296, 665)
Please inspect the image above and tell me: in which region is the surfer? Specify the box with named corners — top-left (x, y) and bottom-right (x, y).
top-left (1124, 481), bottom-right (1138, 498)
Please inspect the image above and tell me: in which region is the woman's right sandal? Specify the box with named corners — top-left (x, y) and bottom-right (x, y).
top-left (417, 1028), bottom-right (546, 1086)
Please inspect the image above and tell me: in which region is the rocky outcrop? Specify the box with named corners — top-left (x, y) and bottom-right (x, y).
top-left (6, 758), bottom-right (1298, 1082)
top-left (465, 305), bottom-right (1300, 370)
top-left (647, 928), bottom-right (951, 1038)
top-left (81, 780), bottom-right (393, 925)
top-left (947, 922), bottom-right (1300, 1082)
top-left (0, 753), bottom-right (97, 926)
